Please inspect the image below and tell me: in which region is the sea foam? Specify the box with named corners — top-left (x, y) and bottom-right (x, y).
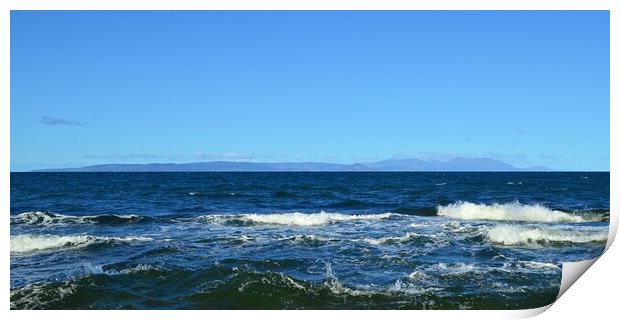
top-left (204, 211), bottom-right (394, 226)
top-left (11, 211), bottom-right (145, 225)
top-left (487, 225), bottom-right (607, 246)
top-left (10, 234), bottom-right (152, 253)
top-left (437, 202), bottom-right (585, 222)
top-left (362, 232), bottom-right (423, 245)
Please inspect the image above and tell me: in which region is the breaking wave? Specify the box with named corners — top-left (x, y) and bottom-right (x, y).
top-left (10, 234), bottom-right (153, 253)
top-left (11, 211), bottom-right (149, 225)
top-left (201, 211), bottom-right (395, 226)
top-left (487, 225), bottom-right (607, 246)
top-left (437, 202), bottom-right (588, 223)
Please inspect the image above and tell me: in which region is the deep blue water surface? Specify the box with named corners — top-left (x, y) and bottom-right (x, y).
top-left (10, 172), bottom-right (609, 309)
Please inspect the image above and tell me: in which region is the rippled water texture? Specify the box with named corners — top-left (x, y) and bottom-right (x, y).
top-left (10, 172), bottom-right (609, 309)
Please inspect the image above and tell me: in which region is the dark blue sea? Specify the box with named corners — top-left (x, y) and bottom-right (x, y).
top-left (10, 172), bottom-right (609, 309)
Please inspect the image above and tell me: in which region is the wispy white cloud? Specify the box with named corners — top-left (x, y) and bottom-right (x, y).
top-left (41, 116), bottom-right (83, 126)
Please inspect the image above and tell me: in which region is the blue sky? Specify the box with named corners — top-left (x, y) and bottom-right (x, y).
top-left (10, 11), bottom-right (609, 171)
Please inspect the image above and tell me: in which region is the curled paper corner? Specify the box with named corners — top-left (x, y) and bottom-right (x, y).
top-left (514, 258), bottom-right (602, 319)
top-left (534, 210), bottom-right (617, 315)
top-left (553, 213), bottom-right (616, 303)
top-left (556, 258), bottom-right (599, 300)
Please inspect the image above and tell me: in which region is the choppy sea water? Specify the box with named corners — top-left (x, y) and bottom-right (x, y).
top-left (10, 172), bottom-right (609, 309)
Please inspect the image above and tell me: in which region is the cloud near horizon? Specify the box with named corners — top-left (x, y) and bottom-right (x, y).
top-left (40, 116), bottom-right (83, 126)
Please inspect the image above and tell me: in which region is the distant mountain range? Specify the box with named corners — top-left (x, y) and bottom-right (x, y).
top-left (32, 157), bottom-right (552, 172)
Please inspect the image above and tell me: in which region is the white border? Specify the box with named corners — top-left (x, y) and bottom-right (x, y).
top-left (0, 0), bottom-right (615, 10)
top-left (2, 1), bottom-right (616, 319)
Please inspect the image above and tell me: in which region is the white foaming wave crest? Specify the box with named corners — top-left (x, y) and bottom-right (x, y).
top-left (10, 280), bottom-right (80, 310)
top-left (12, 211), bottom-right (143, 225)
top-left (10, 234), bottom-right (152, 253)
top-left (433, 262), bottom-right (478, 274)
top-left (363, 232), bottom-right (423, 245)
top-left (322, 262), bottom-right (369, 296)
top-left (204, 211), bottom-right (394, 226)
top-left (437, 201), bottom-right (586, 222)
top-left (441, 221), bottom-right (485, 234)
top-left (83, 263), bottom-right (159, 275)
top-left (12, 211), bottom-right (62, 224)
top-left (387, 278), bottom-right (439, 295)
top-left (487, 225), bottom-right (607, 246)
top-left (409, 223), bottom-right (427, 228)
top-left (516, 261), bottom-right (560, 271)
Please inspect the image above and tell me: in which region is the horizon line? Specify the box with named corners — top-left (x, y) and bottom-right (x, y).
top-left (12, 170), bottom-right (612, 173)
